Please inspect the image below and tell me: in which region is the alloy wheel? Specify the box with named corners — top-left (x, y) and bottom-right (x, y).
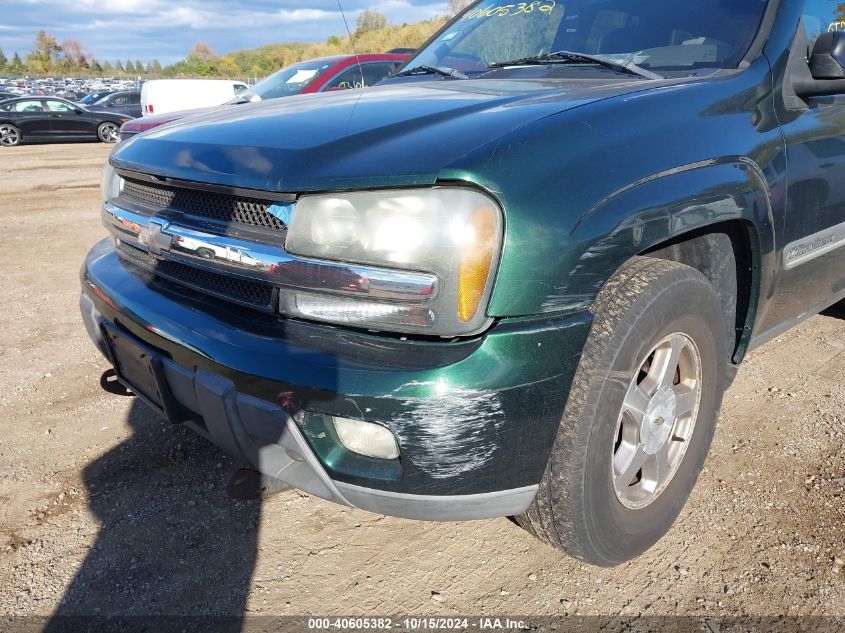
top-left (612, 333), bottom-right (702, 509)
top-left (0, 125), bottom-right (20, 146)
top-left (99, 123), bottom-right (119, 143)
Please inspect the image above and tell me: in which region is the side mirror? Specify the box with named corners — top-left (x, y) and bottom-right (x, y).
top-left (795, 31), bottom-right (845, 98)
top-left (75, 108), bottom-right (84, 115)
top-left (809, 31), bottom-right (845, 79)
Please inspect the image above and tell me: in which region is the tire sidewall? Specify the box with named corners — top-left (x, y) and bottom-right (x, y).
top-left (577, 272), bottom-right (726, 564)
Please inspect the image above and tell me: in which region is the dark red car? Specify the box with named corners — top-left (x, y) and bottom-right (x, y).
top-left (119, 53), bottom-right (409, 140)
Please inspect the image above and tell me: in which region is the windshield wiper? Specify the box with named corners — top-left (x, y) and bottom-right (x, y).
top-left (393, 65), bottom-right (469, 80)
top-left (489, 50), bottom-right (663, 80)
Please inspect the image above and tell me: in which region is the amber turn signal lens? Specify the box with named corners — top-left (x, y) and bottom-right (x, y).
top-left (458, 206), bottom-right (498, 322)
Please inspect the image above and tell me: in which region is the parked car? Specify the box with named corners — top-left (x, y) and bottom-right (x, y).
top-left (91, 90), bottom-right (142, 118)
top-left (141, 79), bottom-right (249, 117)
top-left (0, 97), bottom-right (132, 145)
top-left (120, 54), bottom-right (409, 140)
top-left (82, 0), bottom-right (845, 566)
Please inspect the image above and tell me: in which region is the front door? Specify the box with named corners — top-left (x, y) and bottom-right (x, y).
top-left (774, 1), bottom-right (845, 322)
top-left (45, 100), bottom-right (91, 137)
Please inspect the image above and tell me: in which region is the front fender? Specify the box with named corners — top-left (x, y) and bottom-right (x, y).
top-left (564, 157), bottom-right (776, 357)
top-left (441, 59), bottom-right (783, 336)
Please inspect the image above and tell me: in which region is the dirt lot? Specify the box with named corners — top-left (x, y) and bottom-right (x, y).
top-left (0, 143), bottom-right (843, 623)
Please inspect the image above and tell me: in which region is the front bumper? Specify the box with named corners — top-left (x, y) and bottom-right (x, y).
top-left (81, 238), bottom-right (592, 520)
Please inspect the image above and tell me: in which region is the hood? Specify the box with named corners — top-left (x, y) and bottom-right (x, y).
top-left (112, 78), bottom-right (664, 192)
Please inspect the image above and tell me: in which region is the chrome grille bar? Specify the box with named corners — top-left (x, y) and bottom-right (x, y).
top-left (103, 203), bottom-right (439, 304)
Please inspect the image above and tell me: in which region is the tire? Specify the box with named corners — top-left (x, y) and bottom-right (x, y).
top-left (516, 256), bottom-right (728, 566)
top-left (197, 248), bottom-right (215, 260)
top-left (0, 124), bottom-right (21, 147)
top-left (97, 122), bottom-right (119, 144)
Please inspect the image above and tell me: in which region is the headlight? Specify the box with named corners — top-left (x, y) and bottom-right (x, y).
top-left (284, 187), bottom-right (503, 336)
top-left (100, 163), bottom-right (122, 202)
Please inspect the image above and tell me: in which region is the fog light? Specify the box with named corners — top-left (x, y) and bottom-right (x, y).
top-left (332, 416), bottom-right (399, 460)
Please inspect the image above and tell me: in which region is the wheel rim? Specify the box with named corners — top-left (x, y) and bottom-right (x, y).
top-left (100, 123), bottom-right (118, 143)
top-left (611, 332), bottom-right (702, 509)
top-left (0, 125), bottom-right (20, 146)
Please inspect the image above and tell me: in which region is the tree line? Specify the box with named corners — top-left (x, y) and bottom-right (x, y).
top-left (0, 31), bottom-right (162, 77)
top-left (0, 8), bottom-right (449, 79)
top-left (160, 10), bottom-right (449, 79)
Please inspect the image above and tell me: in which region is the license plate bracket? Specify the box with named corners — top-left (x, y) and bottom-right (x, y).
top-left (101, 322), bottom-right (187, 422)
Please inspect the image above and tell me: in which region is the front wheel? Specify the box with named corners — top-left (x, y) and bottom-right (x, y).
top-left (97, 122), bottom-right (119, 143)
top-left (0, 124), bottom-right (21, 147)
top-left (516, 257), bottom-right (728, 566)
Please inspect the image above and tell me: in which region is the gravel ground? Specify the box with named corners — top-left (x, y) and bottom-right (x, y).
top-left (0, 143), bottom-right (843, 623)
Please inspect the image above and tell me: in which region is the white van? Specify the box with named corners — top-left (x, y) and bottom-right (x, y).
top-left (141, 79), bottom-right (249, 117)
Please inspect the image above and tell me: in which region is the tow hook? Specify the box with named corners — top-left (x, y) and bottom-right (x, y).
top-left (226, 468), bottom-right (292, 500)
top-left (99, 369), bottom-right (133, 397)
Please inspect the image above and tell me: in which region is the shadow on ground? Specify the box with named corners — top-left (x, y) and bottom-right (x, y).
top-left (46, 393), bottom-right (261, 628)
top-left (821, 300), bottom-right (845, 320)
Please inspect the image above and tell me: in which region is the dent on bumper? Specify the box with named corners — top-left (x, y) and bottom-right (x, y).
top-left (81, 292), bottom-right (537, 520)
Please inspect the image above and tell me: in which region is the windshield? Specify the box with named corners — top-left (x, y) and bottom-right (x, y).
top-left (404, 0), bottom-right (770, 75)
top-left (234, 60), bottom-right (336, 102)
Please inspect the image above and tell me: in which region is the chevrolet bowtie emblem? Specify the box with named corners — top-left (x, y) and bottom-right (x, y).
top-left (139, 219), bottom-right (174, 258)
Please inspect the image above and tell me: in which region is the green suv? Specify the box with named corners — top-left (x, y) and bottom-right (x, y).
top-left (81, 0), bottom-right (845, 565)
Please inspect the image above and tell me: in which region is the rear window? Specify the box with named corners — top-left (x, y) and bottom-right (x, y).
top-left (14, 100), bottom-right (43, 112)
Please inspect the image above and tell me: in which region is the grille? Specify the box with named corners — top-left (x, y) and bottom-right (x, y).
top-left (122, 178), bottom-right (286, 231)
top-left (118, 239), bottom-right (155, 262)
top-left (117, 240), bottom-right (276, 311)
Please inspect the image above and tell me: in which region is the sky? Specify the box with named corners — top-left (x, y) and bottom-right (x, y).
top-left (0, 0), bottom-right (449, 66)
